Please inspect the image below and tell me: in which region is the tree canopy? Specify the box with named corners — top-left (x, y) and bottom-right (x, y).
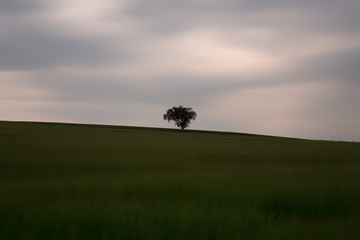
top-left (163, 106), bottom-right (197, 130)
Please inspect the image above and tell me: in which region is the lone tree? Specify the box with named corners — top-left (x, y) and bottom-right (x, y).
top-left (163, 106), bottom-right (197, 130)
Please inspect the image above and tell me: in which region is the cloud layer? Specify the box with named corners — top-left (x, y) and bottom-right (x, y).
top-left (1, 0), bottom-right (360, 141)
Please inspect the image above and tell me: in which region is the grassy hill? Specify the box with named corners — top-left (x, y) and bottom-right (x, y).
top-left (1, 121), bottom-right (359, 239)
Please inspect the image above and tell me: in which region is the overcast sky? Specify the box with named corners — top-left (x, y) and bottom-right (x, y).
top-left (1, 0), bottom-right (360, 141)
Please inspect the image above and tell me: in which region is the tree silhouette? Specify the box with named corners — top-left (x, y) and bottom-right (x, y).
top-left (163, 106), bottom-right (197, 130)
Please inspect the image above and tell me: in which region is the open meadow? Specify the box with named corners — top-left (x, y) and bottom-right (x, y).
top-left (1, 121), bottom-right (360, 239)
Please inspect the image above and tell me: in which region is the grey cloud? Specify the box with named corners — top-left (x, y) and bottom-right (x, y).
top-left (13, 69), bottom-right (309, 108)
top-left (0, 31), bottom-right (117, 70)
top-left (122, 0), bottom-right (360, 35)
top-left (0, 7), bottom-right (120, 70)
top-left (16, 73), bottom-right (234, 107)
top-left (0, 0), bottom-right (47, 15)
top-left (291, 48), bottom-right (360, 84)
top-left (7, 45), bottom-right (360, 116)
top-left (0, 19), bottom-right (121, 71)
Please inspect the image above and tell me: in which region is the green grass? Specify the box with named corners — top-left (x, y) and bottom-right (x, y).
top-left (1, 121), bottom-right (360, 239)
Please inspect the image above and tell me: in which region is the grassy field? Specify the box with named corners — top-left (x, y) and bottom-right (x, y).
top-left (1, 121), bottom-right (359, 239)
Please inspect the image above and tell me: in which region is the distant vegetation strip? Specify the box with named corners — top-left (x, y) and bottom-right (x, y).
top-left (0, 120), bottom-right (306, 140)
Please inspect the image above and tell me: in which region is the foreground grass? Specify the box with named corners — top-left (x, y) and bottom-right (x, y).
top-left (0, 121), bottom-right (359, 239)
